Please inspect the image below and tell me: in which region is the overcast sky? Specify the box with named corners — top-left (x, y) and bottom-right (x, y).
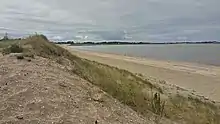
top-left (0, 0), bottom-right (219, 42)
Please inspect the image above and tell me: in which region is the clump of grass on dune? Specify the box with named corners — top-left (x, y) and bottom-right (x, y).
top-left (23, 35), bottom-right (80, 61)
top-left (2, 44), bottom-right (24, 55)
top-left (2, 34), bottom-right (220, 124)
top-left (167, 93), bottom-right (220, 123)
top-left (0, 39), bottom-right (19, 52)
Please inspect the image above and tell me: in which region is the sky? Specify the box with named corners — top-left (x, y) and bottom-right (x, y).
top-left (0, 0), bottom-right (220, 42)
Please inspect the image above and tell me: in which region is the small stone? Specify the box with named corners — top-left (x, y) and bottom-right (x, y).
top-left (16, 115), bottom-right (24, 120)
top-left (59, 82), bottom-right (67, 88)
top-left (95, 120), bottom-right (98, 124)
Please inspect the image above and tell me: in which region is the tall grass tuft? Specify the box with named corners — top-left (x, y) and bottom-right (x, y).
top-left (151, 93), bottom-right (165, 117)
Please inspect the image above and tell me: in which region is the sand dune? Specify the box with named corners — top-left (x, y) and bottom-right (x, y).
top-left (0, 54), bottom-right (154, 124)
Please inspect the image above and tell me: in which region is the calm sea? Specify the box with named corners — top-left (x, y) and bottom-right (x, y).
top-left (72, 44), bottom-right (220, 66)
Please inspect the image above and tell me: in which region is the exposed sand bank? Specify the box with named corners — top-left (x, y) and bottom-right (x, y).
top-left (0, 54), bottom-right (154, 124)
top-left (62, 45), bottom-right (220, 102)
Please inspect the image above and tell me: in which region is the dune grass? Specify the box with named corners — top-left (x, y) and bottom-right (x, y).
top-left (0, 39), bottom-right (18, 52)
top-left (1, 34), bottom-right (220, 124)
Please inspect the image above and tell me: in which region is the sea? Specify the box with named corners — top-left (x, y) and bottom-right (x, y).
top-left (71, 44), bottom-right (220, 66)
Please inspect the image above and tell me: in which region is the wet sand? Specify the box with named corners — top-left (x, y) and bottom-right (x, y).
top-left (62, 45), bottom-right (220, 101)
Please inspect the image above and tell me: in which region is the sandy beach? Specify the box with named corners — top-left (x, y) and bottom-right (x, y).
top-left (63, 45), bottom-right (220, 102)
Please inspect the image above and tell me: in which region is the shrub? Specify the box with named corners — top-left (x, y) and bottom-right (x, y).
top-left (10, 44), bottom-right (23, 53)
top-left (2, 48), bottom-right (10, 55)
top-left (2, 44), bottom-right (23, 55)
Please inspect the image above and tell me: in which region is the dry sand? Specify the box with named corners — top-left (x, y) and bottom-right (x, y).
top-left (0, 54), bottom-right (160, 124)
top-left (63, 45), bottom-right (220, 102)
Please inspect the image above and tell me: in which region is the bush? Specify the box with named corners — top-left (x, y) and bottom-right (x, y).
top-left (10, 44), bottom-right (23, 53)
top-left (2, 44), bottom-right (23, 55)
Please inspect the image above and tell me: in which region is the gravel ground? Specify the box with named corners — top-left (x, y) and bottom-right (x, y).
top-left (0, 54), bottom-right (157, 124)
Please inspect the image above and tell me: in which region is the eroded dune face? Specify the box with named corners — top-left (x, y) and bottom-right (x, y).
top-left (0, 55), bottom-right (155, 124)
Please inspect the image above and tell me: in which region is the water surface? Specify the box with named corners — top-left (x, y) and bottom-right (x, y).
top-left (72, 44), bottom-right (220, 66)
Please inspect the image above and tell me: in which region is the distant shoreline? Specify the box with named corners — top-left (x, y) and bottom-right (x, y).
top-left (56, 41), bottom-right (220, 46)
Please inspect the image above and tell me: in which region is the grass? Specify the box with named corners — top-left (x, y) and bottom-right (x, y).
top-left (1, 34), bottom-right (220, 124)
top-left (2, 44), bottom-right (24, 55)
top-left (72, 59), bottom-right (162, 115)
top-left (151, 93), bottom-right (165, 116)
top-left (165, 94), bottom-right (219, 123)
top-left (0, 39), bottom-right (18, 52)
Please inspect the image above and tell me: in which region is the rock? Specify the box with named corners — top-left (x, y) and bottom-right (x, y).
top-left (95, 120), bottom-right (98, 124)
top-left (59, 82), bottom-right (68, 88)
top-left (27, 59), bottom-right (32, 62)
top-left (9, 53), bottom-right (23, 57)
top-left (90, 91), bottom-right (105, 103)
top-left (16, 115), bottom-right (24, 120)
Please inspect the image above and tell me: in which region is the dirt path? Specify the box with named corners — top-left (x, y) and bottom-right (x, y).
top-left (0, 54), bottom-right (158, 124)
top-left (63, 46), bottom-right (220, 102)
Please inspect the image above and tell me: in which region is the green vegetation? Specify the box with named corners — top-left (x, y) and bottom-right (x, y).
top-left (2, 44), bottom-right (23, 55)
top-left (1, 34), bottom-right (220, 124)
top-left (0, 40), bottom-right (18, 49)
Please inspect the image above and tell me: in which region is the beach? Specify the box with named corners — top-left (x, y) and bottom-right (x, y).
top-left (63, 45), bottom-right (220, 102)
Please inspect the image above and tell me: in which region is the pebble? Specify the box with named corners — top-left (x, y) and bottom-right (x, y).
top-left (95, 120), bottom-right (98, 124)
top-left (16, 115), bottom-right (24, 120)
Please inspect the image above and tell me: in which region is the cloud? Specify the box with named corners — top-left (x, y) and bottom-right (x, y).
top-left (51, 36), bottom-right (63, 41)
top-left (0, 0), bottom-right (219, 41)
